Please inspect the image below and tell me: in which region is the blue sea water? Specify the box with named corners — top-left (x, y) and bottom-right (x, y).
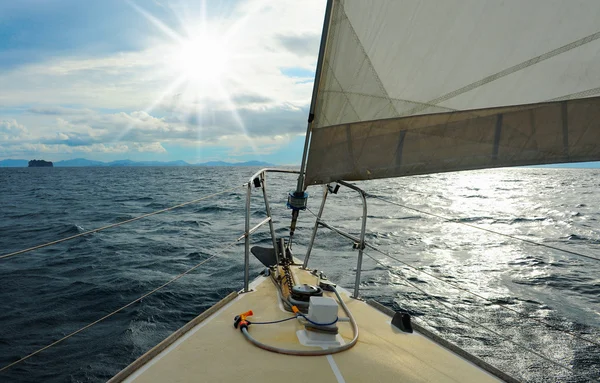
top-left (0, 166), bottom-right (598, 382)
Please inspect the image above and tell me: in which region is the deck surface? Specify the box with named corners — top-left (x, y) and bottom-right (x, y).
top-left (117, 267), bottom-right (504, 383)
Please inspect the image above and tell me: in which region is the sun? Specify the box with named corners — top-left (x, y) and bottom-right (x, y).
top-left (128, 1), bottom-right (236, 92)
top-left (169, 32), bottom-right (231, 87)
top-left (126, 0), bottom-right (261, 154)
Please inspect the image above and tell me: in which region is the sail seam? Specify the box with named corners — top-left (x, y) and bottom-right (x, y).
top-left (371, 100), bottom-right (395, 120)
top-left (327, 61), bottom-right (362, 124)
top-left (337, 0), bottom-right (401, 117)
top-left (492, 114), bottom-right (503, 160)
top-left (321, 90), bottom-right (456, 112)
top-left (562, 102), bottom-right (569, 157)
top-left (401, 30), bottom-right (600, 116)
top-left (395, 130), bottom-right (407, 167)
top-left (547, 86), bottom-right (600, 102)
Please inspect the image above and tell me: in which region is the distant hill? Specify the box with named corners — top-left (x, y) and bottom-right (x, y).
top-left (105, 159), bottom-right (190, 167)
top-left (55, 158), bottom-right (106, 167)
top-left (196, 160), bottom-right (274, 167)
top-left (0, 158), bottom-right (276, 167)
top-left (0, 159), bottom-right (28, 167)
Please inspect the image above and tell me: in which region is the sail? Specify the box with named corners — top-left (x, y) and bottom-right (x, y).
top-left (304, 0), bottom-right (600, 185)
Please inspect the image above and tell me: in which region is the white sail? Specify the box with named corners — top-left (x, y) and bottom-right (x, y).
top-left (305, 0), bottom-right (600, 185)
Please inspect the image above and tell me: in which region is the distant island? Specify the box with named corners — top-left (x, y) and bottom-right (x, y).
top-left (1, 158), bottom-right (277, 168)
top-left (28, 159), bottom-right (53, 167)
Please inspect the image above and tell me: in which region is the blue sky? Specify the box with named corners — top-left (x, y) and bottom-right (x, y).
top-left (0, 0), bottom-right (325, 164)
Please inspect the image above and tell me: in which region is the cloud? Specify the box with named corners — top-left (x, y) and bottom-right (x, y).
top-left (276, 33), bottom-right (321, 57)
top-left (27, 107), bottom-right (95, 116)
top-left (0, 119), bottom-right (28, 141)
top-left (0, 142), bottom-right (131, 156)
top-left (231, 93), bottom-right (273, 105)
top-left (43, 132), bottom-right (100, 147)
top-left (132, 142), bottom-right (166, 153)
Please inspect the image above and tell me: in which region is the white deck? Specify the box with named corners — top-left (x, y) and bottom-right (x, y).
top-left (111, 266), bottom-right (509, 383)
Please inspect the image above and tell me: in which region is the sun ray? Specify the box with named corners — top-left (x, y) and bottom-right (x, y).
top-left (113, 74), bottom-right (187, 143)
top-left (167, 0), bottom-right (194, 40)
top-left (127, 1), bottom-right (183, 43)
top-left (200, 0), bottom-right (207, 36)
top-left (213, 83), bottom-right (259, 155)
top-left (220, 0), bottom-right (270, 45)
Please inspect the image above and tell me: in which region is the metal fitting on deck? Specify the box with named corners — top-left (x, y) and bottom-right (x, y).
top-left (287, 191), bottom-right (308, 211)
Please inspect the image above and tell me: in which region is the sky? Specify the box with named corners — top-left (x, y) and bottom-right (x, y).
top-left (0, 0), bottom-right (326, 164)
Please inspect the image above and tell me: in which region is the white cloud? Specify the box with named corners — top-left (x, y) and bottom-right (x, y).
top-left (0, 142), bottom-right (131, 156)
top-left (27, 106), bottom-right (95, 116)
top-left (0, 119), bottom-right (28, 141)
top-left (131, 142), bottom-right (167, 153)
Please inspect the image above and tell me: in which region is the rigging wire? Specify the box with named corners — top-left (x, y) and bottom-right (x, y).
top-left (0, 239), bottom-right (242, 373)
top-left (362, 251), bottom-right (574, 373)
top-left (0, 184), bottom-right (247, 261)
top-left (305, 205), bottom-right (600, 349)
top-left (366, 193), bottom-right (600, 263)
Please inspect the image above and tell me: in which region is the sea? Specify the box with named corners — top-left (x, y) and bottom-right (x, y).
top-left (0, 166), bottom-right (598, 382)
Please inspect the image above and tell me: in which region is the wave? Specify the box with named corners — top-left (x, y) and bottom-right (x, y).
top-left (565, 234), bottom-right (588, 241)
top-left (7, 212), bottom-right (44, 219)
top-left (500, 217), bottom-right (548, 224)
top-left (58, 224), bottom-right (85, 236)
top-left (144, 202), bottom-right (169, 209)
top-left (450, 216), bottom-right (494, 223)
top-left (193, 205), bottom-right (234, 214)
top-left (512, 274), bottom-right (600, 296)
top-left (113, 215), bottom-right (135, 223)
top-left (461, 194), bottom-right (489, 199)
top-left (170, 219), bottom-right (212, 228)
top-left (450, 216), bottom-right (549, 225)
top-left (508, 256), bottom-right (546, 267)
top-left (367, 214), bottom-right (421, 220)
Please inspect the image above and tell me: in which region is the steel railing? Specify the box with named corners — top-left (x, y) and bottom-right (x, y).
top-left (243, 169), bottom-right (369, 298)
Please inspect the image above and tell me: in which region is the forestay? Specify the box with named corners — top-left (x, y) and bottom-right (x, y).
top-left (304, 0), bottom-right (600, 185)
